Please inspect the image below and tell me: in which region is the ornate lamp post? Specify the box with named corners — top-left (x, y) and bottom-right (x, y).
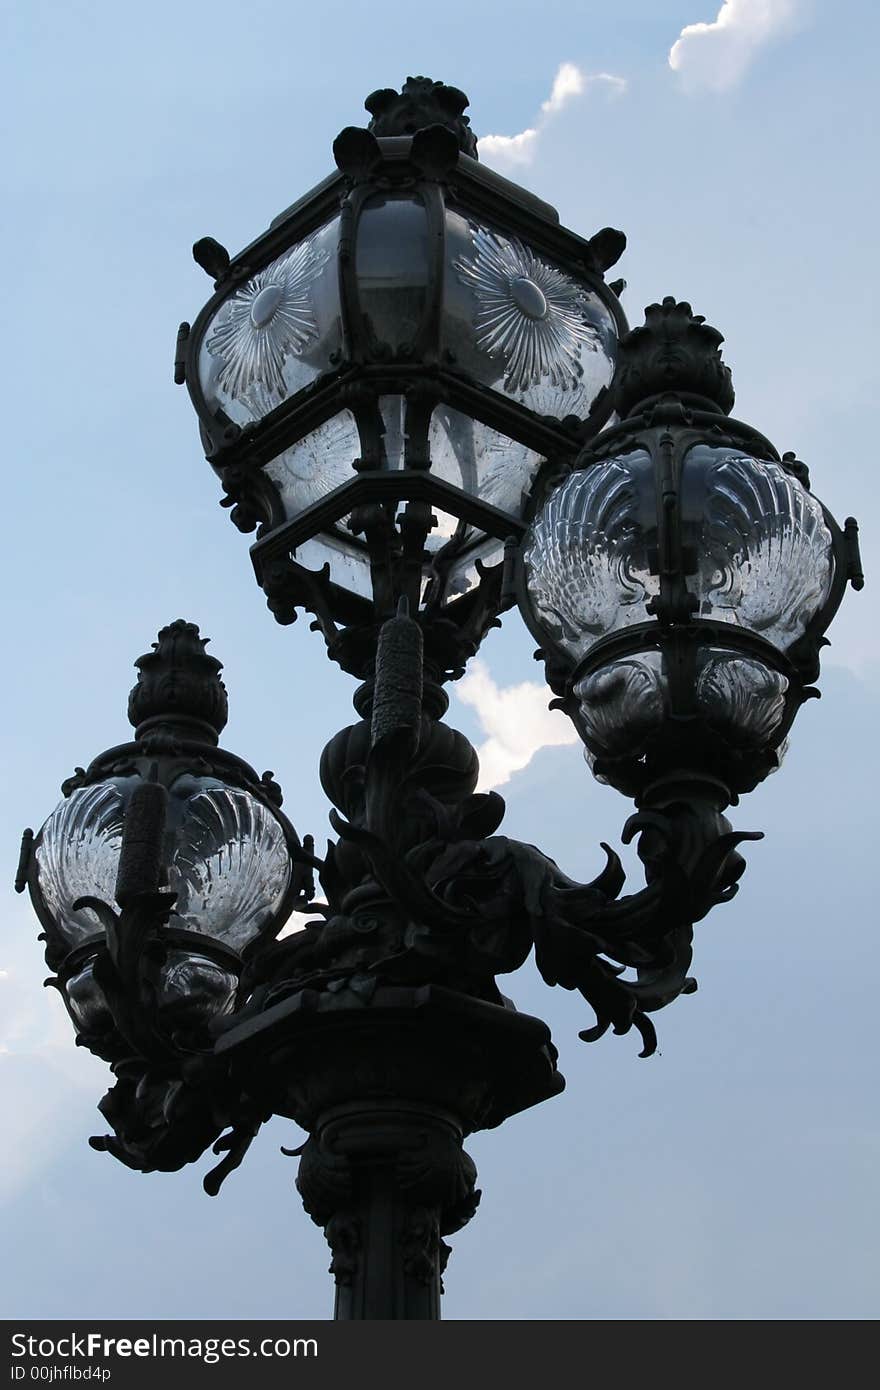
top-left (17, 78), bottom-right (863, 1320)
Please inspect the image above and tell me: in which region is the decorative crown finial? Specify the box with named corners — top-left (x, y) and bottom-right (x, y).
top-left (364, 76), bottom-right (478, 158)
top-left (613, 297), bottom-right (735, 418)
top-left (127, 619), bottom-right (229, 745)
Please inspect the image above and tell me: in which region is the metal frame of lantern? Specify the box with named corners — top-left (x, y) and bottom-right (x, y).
top-left (177, 100), bottom-right (628, 674)
top-left (16, 81), bottom-right (866, 1321)
top-left (16, 620), bottom-right (317, 1189)
top-left (516, 300), bottom-right (864, 803)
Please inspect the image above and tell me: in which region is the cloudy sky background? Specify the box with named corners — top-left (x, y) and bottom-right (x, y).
top-left (2, 0), bottom-right (878, 1319)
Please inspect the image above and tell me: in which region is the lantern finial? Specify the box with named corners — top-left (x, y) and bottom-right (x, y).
top-left (364, 76), bottom-right (479, 158)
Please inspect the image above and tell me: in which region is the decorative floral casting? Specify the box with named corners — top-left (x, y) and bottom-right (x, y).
top-left (206, 239), bottom-right (331, 403)
top-left (454, 226), bottom-right (600, 394)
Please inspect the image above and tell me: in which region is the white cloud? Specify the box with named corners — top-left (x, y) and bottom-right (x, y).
top-left (454, 660), bottom-right (578, 791)
top-left (478, 127), bottom-right (539, 167)
top-left (669, 0), bottom-right (799, 92)
top-left (541, 62), bottom-right (585, 114)
top-left (480, 64), bottom-right (627, 171)
top-left (1, 916), bottom-right (107, 1203)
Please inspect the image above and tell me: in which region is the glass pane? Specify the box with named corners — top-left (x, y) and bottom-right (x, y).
top-left (264, 410), bottom-right (360, 520)
top-left (573, 651), bottom-right (665, 757)
top-left (198, 217), bottom-right (341, 424)
top-left (154, 950), bottom-right (238, 1026)
top-left (523, 452), bottom-right (659, 661)
top-left (445, 212), bottom-right (616, 422)
top-left (36, 776), bottom-right (292, 956)
top-left (355, 196), bottom-right (429, 352)
top-left (65, 958), bottom-right (113, 1033)
top-left (696, 647), bottom-right (788, 747)
top-left (291, 531), bottom-right (374, 600)
top-left (433, 533), bottom-right (505, 606)
top-left (379, 394), bottom-right (406, 468)
top-left (35, 780), bottom-right (132, 946)
top-left (429, 406), bottom-right (543, 523)
top-left (681, 448), bottom-right (834, 650)
top-left (167, 780), bottom-right (292, 951)
top-left (573, 645), bottom-right (789, 761)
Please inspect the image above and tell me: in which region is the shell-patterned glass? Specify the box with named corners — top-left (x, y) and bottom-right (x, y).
top-left (680, 447), bottom-right (834, 649)
top-left (522, 452), bottom-right (659, 662)
top-left (34, 776), bottom-right (293, 953)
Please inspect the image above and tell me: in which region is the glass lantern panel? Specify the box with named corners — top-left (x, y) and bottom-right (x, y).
top-left (445, 211), bottom-right (617, 422)
top-left (573, 650), bottom-right (666, 757)
top-left (523, 452), bottom-right (659, 662)
top-left (153, 950), bottom-right (238, 1026)
top-left (290, 530), bottom-right (374, 601)
top-left (355, 196), bottom-right (430, 353)
top-left (35, 776), bottom-right (292, 956)
top-left (681, 448), bottom-right (834, 651)
top-left (35, 779), bottom-right (132, 946)
top-left (429, 405), bottom-right (544, 524)
top-left (379, 395), bottom-right (407, 469)
top-left (264, 410), bottom-right (361, 521)
top-left (426, 529), bottom-right (505, 606)
top-left (573, 644), bottom-right (789, 763)
top-left (377, 401), bottom-right (544, 521)
top-left (695, 647), bottom-right (789, 748)
top-left (166, 779), bottom-right (292, 952)
top-left (198, 217), bottom-right (341, 425)
top-left (65, 958), bottom-right (113, 1033)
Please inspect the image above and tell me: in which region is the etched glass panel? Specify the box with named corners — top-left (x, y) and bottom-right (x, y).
top-left (154, 950), bottom-right (237, 1025)
top-left (35, 778), bottom-right (292, 955)
top-left (682, 448), bottom-right (834, 650)
top-left (168, 783), bottom-right (292, 951)
top-left (198, 217), bottom-right (340, 424)
top-left (35, 780), bottom-right (131, 946)
top-left (523, 453), bottom-right (659, 661)
top-left (429, 406), bottom-right (543, 523)
top-left (65, 958), bottom-right (113, 1033)
top-left (573, 645), bottom-right (789, 761)
top-left (573, 651), bottom-right (666, 757)
top-left (446, 212), bottom-right (616, 421)
top-left (356, 197), bottom-right (429, 352)
top-left (264, 410), bottom-right (360, 521)
top-left (696, 648), bottom-right (788, 747)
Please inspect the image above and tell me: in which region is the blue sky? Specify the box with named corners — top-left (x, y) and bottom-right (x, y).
top-left (1, 0), bottom-right (878, 1320)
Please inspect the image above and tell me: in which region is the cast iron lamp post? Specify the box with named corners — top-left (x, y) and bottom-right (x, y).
top-left (17, 78), bottom-right (863, 1320)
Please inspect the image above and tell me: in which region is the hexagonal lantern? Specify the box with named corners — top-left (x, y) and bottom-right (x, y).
top-left (178, 78), bottom-right (627, 674)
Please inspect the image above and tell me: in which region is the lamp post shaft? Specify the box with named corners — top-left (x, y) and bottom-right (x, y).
top-left (312, 1103), bottom-right (453, 1320)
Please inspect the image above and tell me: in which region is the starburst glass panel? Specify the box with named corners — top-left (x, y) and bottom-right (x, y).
top-left (198, 217), bottom-right (341, 425)
top-left (523, 453), bottom-right (659, 662)
top-left (264, 410), bottom-right (361, 521)
top-left (680, 448), bottom-right (834, 651)
top-left (445, 212), bottom-right (616, 421)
